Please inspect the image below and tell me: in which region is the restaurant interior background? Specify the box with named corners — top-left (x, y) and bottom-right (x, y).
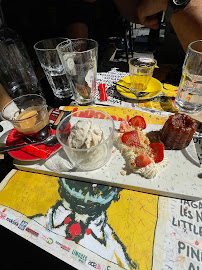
top-left (2, 0), bottom-right (186, 87)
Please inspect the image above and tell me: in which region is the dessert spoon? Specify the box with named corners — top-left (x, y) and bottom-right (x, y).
top-left (113, 82), bottom-right (149, 97)
top-left (0, 135), bottom-right (59, 152)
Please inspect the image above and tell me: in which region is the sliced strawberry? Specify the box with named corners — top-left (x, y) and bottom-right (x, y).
top-left (149, 143), bottom-right (164, 163)
top-left (135, 154), bottom-right (151, 167)
top-left (128, 116), bottom-right (146, 130)
top-left (121, 130), bottom-right (140, 147)
top-left (120, 120), bottom-right (134, 133)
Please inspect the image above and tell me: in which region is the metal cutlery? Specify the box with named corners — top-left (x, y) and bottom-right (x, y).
top-left (0, 135), bottom-right (59, 152)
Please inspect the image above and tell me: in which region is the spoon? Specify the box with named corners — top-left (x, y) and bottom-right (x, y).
top-left (113, 82), bottom-right (149, 97)
top-left (0, 135), bottom-right (59, 152)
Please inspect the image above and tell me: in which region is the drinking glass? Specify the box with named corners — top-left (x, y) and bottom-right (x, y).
top-left (0, 40), bottom-right (42, 98)
top-left (129, 57), bottom-right (157, 93)
top-left (34, 38), bottom-right (72, 99)
top-left (56, 108), bottom-right (115, 171)
top-left (2, 94), bottom-right (50, 141)
top-left (56, 38), bottom-right (98, 105)
top-left (175, 40), bottom-right (202, 113)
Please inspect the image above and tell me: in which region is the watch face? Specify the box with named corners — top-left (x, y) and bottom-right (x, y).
top-left (173, 0), bottom-right (188, 5)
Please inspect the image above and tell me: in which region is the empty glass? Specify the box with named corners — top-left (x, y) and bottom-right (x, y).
top-left (56, 38), bottom-right (98, 105)
top-left (0, 36), bottom-right (42, 98)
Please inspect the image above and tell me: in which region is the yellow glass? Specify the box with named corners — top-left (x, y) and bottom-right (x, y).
top-left (129, 57), bottom-right (157, 93)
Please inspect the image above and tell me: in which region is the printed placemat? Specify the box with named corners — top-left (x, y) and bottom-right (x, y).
top-left (0, 169), bottom-right (201, 270)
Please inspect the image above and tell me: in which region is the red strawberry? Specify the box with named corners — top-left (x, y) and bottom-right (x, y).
top-left (128, 116), bottom-right (146, 130)
top-left (149, 143), bottom-right (164, 163)
top-left (121, 130), bottom-right (140, 147)
top-left (120, 120), bottom-right (134, 133)
top-left (135, 154), bottom-right (151, 167)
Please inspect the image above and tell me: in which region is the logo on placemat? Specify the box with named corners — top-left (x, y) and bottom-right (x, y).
top-left (18, 220), bottom-right (28, 231)
top-left (0, 208), bottom-right (7, 219)
top-left (72, 249), bottom-right (87, 264)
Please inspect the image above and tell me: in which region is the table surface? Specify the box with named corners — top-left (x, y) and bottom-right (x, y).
top-left (0, 59), bottom-right (200, 270)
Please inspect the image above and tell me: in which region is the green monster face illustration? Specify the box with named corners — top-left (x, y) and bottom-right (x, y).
top-left (59, 178), bottom-right (120, 215)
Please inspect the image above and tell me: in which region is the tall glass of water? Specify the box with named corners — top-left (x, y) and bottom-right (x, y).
top-left (175, 40), bottom-right (202, 113)
top-left (34, 38), bottom-right (72, 99)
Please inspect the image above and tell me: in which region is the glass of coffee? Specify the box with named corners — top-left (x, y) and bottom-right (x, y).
top-left (2, 94), bottom-right (50, 141)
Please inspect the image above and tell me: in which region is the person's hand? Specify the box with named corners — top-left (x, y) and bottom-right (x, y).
top-left (137, 0), bottom-right (168, 29)
top-left (0, 84), bottom-right (11, 112)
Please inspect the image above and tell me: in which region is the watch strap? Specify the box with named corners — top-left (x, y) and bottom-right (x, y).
top-left (165, 3), bottom-right (174, 21)
top-left (165, 0), bottom-right (191, 21)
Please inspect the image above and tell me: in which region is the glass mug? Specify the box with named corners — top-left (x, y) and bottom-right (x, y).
top-left (2, 94), bottom-right (50, 141)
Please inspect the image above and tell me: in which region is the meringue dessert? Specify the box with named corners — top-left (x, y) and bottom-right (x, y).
top-left (114, 116), bottom-right (167, 178)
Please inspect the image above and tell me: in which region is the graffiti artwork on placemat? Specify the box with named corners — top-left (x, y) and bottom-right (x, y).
top-left (0, 170), bottom-right (159, 269)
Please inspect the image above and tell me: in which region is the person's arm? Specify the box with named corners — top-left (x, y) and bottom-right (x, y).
top-left (66, 22), bottom-right (88, 39)
top-left (64, 0), bottom-right (96, 39)
top-left (113, 0), bottom-right (166, 28)
top-left (114, 0), bottom-right (202, 51)
top-left (170, 0), bottom-right (202, 51)
top-left (112, 0), bottom-right (140, 23)
top-left (137, 0), bottom-right (167, 29)
top-left (138, 0), bottom-right (202, 51)
top-left (0, 84), bottom-right (11, 112)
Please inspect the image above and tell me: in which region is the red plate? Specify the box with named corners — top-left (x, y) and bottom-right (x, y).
top-left (6, 128), bottom-right (61, 161)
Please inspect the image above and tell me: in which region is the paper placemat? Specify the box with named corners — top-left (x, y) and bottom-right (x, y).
top-left (0, 167), bottom-right (202, 270)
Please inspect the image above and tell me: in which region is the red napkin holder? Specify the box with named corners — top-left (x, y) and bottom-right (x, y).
top-left (98, 84), bottom-right (108, 101)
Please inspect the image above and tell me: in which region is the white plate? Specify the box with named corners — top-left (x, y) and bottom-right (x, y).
top-left (14, 121), bottom-right (201, 200)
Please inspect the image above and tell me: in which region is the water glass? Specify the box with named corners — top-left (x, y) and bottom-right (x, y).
top-left (175, 40), bottom-right (202, 113)
top-left (2, 94), bottom-right (50, 141)
top-left (34, 38), bottom-right (72, 99)
top-left (129, 57), bottom-right (157, 93)
top-left (56, 38), bottom-right (98, 105)
top-left (0, 40), bottom-right (42, 98)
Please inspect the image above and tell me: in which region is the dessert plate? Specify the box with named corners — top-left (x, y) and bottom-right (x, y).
top-left (14, 119), bottom-right (202, 200)
top-left (6, 128), bottom-right (61, 161)
top-left (116, 76), bottom-right (162, 100)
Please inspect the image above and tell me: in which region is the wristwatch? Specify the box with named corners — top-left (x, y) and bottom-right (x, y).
top-left (165, 0), bottom-right (191, 21)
